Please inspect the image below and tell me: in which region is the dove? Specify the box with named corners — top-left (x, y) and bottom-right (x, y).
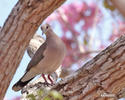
top-left (12, 24), bottom-right (66, 91)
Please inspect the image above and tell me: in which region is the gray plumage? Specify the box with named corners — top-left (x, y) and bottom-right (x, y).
top-left (12, 24), bottom-right (66, 91)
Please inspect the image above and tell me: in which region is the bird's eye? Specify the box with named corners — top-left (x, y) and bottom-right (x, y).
top-left (46, 26), bottom-right (49, 29)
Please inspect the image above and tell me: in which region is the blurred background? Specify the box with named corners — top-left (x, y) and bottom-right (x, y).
top-left (0, 0), bottom-right (125, 100)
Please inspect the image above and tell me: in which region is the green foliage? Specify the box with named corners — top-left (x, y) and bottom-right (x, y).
top-left (26, 94), bottom-right (36, 100)
top-left (26, 89), bottom-right (63, 100)
top-left (43, 97), bottom-right (51, 100)
top-left (49, 90), bottom-right (63, 100)
top-left (37, 89), bottom-right (44, 97)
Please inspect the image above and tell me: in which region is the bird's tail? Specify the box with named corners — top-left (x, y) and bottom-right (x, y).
top-left (12, 73), bottom-right (34, 92)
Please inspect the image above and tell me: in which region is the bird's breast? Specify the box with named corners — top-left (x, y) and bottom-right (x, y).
top-left (36, 43), bottom-right (66, 74)
top-left (35, 36), bottom-right (66, 74)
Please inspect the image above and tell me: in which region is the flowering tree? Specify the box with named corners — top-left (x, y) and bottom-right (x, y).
top-left (46, 0), bottom-right (125, 70)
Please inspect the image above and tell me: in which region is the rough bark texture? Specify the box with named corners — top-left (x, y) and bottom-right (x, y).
top-left (53, 35), bottom-right (125, 100)
top-left (0, 0), bottom-right (66, 99)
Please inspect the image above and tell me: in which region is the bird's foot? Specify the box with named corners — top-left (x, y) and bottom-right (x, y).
top-left (48, 75), bottom-right (56, 86)
top-left (42, 74), bottom-right (56, 86)
top-left (43, 81), bottom-right (52, 86)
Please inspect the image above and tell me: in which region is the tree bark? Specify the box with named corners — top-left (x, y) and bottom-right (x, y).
top-left (0, 0), bottom-right (66, 99)
top-left (53, 35), bottom-right (125, 100)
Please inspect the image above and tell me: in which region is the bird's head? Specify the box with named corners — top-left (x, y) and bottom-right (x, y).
top-left (41, 24), bottom-right (51, 35)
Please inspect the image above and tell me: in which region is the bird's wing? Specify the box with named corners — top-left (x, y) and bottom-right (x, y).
top-left (26, 42), bottom-right (47, 71)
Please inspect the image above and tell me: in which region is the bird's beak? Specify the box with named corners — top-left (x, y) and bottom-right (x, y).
top-left (41, 25), bottom-right (47, 35)
top-left (42, 31), bottom-right (46, 35)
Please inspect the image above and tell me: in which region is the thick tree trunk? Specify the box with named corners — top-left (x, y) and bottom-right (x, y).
top-left (53, 35), bottom-right (125, 100)
top-left (0, 0), bottom-right (66, 99)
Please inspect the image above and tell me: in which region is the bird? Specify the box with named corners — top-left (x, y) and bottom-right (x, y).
top-left (27, 34), bottom-right (59, 83)
top-left (12, 24), bottom-right (66, 91)
top-left (27, 34), bottom-right (72, 83)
